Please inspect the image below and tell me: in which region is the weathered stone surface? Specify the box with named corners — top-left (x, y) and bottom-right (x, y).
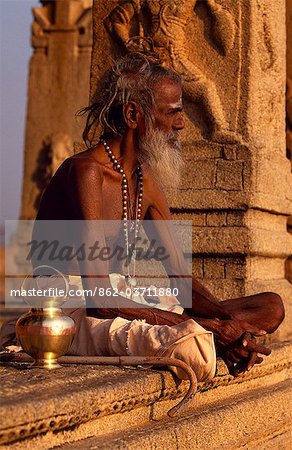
top-left (215, 160), bottom-right (243, 191)
top-left (1, 342), bottom-right (290, 449)
top-left (60, 381), bottom-right (292, 449)
top-left (200, 278), bottom-right (244, 300)
top-left (184, 142), bottom-right (222, 160)
top-left (246, 257), bottom-right (285, 281)
top-left (190, 213), bottom-right (207, 226)
top-left (223, 257), bottom-right (246, 279)
top-left (192, 227), bottom-right (248, 255)
top-left (167, 188), bottom-right (249, 210)
top-left (203, 258), bottom-right (225, 279)
top-left (185, 160), bottom-right (216, 190)
top-left (192, 258), bottom-right (204, 279)
top-left (246, 210), bottom-right (292, 258)
top-left (226, 212), bottom-right (244, 226)
top-left (206, 212), bottom-right (227, 227)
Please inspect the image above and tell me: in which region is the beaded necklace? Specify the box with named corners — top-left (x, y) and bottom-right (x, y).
top-left (100, 138), bottom-right (143, 286)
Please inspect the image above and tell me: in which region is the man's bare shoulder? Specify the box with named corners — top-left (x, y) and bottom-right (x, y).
top-left (67, 148), bottom-right (103, 167)
top-left (59, 148), bottom-right (106, 180)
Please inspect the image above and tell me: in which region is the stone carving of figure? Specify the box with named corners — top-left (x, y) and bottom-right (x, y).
top-left (104, 0), bottom-right (237, 142)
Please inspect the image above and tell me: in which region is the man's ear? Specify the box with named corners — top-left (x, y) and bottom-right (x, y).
top-left (123, 102), bottom-right (142, 129)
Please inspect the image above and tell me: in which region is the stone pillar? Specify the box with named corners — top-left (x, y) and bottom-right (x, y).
top-left (241, 0), bottom-right (291, 341)
top-left (90, 0), bottom-right (291, 340)
top-left (20, 0), bottom-right (93, 220)
top-left (286, 0), bottom-right (292, 285)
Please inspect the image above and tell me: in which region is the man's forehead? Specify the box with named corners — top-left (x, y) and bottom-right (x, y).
top-left (153, 80), bottom-right (183, 107)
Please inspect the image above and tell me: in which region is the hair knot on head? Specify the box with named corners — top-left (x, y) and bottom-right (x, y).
top-left (78, 52), bottom-right (182, 147)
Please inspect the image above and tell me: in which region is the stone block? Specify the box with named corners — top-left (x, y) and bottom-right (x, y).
top-left (183, 142), bottom-right (222, 160)
top-left (236, 145), bottom-right (251, 160)
top-left (192, 227), bottom-right (248, 255)
top-left (202, 278), bottom-right (244, 300)
top-left (171, 212), bottom-right (207, 226)
top-left (246, 210), bottom-right (292, 257)
top-left (225, 258), bottom-right (246, 279)
top-left (215, 161), bottom-right (243, 191)
top-left (206, 212), bottom-right (227, 227)
top-left (184, 161), bottom-right (216, 189)
top-left (246, 0), bottom-right (286, 149)
top-left (203, 258), bottom-right (225, 279)
top-left (251, 156), bottom-right (292, 215)
top-left (191, 213), bottom-right (207, 227)
top-left (192, 258), bottom-right (203, 278)
top-left (223, 147), bottom-right (237, 160)
top-left (0, 342), bottom-right (290, 448)
top-left (167, 189), bottom-right (248, 210)
top-left (250, 191), bottom-right (292, 216)
top-left (227, 212), bottom-right (245, 226)
top-left (246, 256), bottom-right (285, 281)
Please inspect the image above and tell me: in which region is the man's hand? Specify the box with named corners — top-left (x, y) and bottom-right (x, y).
top-left (214, 318), bottom-right (266, 347)
top-left (216, 321), bottom-right (271, 376)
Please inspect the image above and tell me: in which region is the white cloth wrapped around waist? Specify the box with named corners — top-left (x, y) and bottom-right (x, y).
top-left (109, 273), bottom-right (184, 315)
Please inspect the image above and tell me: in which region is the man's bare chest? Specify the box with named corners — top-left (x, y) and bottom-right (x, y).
top-left (100, 171), bottom-right (151, 221)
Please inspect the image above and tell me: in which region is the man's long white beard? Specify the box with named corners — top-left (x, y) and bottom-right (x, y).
top-left (138, 128), bottom-right (184, 188)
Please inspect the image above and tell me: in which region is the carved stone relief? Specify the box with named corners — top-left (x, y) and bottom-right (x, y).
top-left (77, 6), bottom-right (93, 50)
top-left (31, 2), bottom-right (52, 51)
top-left (31, 0), bottom-right (92, 52)
top-left (104, 0), bottom-right (237, 142)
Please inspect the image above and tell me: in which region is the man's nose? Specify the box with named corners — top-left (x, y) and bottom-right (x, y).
top-left (174, 114), bottom-right (185, 131)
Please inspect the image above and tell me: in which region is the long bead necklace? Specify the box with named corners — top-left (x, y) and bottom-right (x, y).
top-left (100, 138), bottom-right (143, 286)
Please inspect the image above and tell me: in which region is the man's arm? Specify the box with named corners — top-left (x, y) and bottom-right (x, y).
top-left (67, 157), bottom-right (117, 308)
top-left (143, 175), bottom-right (271, 374)
top-left (144, 178), bottom-right (232, 319)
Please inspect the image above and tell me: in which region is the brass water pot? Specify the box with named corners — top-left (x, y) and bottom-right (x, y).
top-left (16, 307), bottom-right (76, 369)
top-left (15, 265), bottom-right (76, 369)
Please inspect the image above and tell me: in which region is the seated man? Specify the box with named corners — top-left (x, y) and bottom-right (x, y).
top-left (1, 53), bottom-right (284, 379)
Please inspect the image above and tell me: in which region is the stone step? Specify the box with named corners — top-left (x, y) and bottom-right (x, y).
top-left (1, 341), bottom-right (291, 449)
top-left (56, 379), bottom-right (292, 450)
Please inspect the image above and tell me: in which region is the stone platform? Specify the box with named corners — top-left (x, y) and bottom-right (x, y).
top-left (0, 341), bottom-right (291, 449)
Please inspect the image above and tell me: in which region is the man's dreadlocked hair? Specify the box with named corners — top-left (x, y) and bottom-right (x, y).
top-left (78, 52), bottom-right (182, 148)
